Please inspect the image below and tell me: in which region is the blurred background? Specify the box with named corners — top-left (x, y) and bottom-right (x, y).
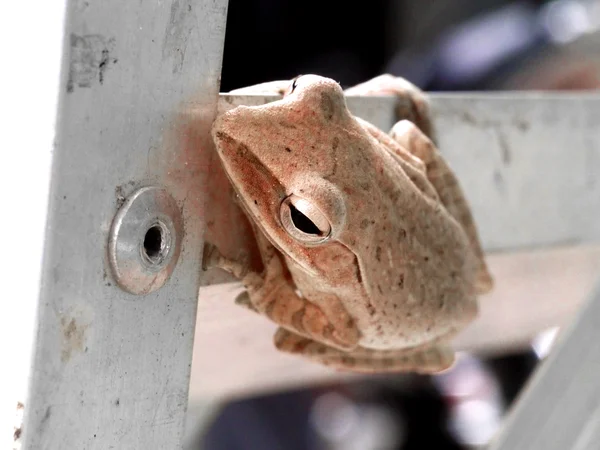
top-left (220, 0), bottom-right (600, 92)
top-left (190, 0), bottom-right (600, 448)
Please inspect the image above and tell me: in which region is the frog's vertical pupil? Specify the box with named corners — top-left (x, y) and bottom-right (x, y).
top-left (289, 204), bottom-right (322, 236)
top-left (291, 75), bottom-right (302, 92)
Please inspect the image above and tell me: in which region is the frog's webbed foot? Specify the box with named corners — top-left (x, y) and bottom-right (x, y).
top-left (202, 243), bottom-right (260, 314)
top-left (202, 242), bottom-right (251, 279)
top-left (274, 328), bottom-right (454, 374)
top-left (234, 291), bottom-right (258, 313)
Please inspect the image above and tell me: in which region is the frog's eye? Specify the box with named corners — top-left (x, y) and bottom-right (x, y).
top-left (285, 75), bottom-right (303, 96)
top-left (280, 194), bottom-right (331, 244)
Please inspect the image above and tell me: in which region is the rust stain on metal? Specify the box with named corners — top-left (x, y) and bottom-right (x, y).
top-left (159, 100), bottom-right (263, 280)
top-left (60, 316), bottom-right (88, 362)
top-left (202, 138), bottom-right (262, 272)
top-left (14, 401), bottom-right (24, 445)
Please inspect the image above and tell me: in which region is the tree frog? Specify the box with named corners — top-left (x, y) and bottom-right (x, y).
top-left (205, 74), bottom-right (492, 373)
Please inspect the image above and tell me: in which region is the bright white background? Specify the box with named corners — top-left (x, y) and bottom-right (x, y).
top-left (0, 2), bottom-right (66, 447)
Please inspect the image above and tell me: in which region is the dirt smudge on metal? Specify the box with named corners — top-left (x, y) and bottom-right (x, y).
top-left (61, 316), bottom-right (88, 362)
top-left (67, 34), bottom-right (117, 92)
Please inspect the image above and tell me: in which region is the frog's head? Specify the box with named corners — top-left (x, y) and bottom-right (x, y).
top-left (211, 75), bottom-right (372, 281)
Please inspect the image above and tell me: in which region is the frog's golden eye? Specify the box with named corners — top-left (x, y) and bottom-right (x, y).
top-left (280, 194), bottom-right (331, 244)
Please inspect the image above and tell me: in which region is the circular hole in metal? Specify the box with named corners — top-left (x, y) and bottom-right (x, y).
top-left (144, 225), bottom-right (163, 259)
top-left (142, 222), bottom-right (170, 267)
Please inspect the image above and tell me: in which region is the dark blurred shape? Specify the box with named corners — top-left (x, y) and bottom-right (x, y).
top-left (371, 380), bottom-right (464, 450)
top-left (220, 0), bottom-right (389, 91)
top-left (487, 351), bottom-right (539, 405)
top-left (434, 355), bottom-right (506, 447)
top-left (221, 0), bottom-right (600, 92)
top-left (309, 390), bottom-right (405, 449)
top-left (199, 378), bottom-right (467, 450)
top-left (388, 0), bottom-right (600, 90)
top-left (200, 388), bottom-right (318, 450)
top-left (387, 2), bottom-right (547, 90)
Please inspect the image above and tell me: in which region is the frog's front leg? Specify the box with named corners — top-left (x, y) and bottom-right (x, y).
top-left (202, 237), bottom-right (360, 351)
top-left (274, 328), bottom-right (455, 374)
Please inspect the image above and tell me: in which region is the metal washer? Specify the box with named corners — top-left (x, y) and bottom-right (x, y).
top-left (108, 186), bottom-right (183, 295)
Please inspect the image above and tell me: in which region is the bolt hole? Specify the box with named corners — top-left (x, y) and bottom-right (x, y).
top-left (143, 225), bottom-right (165, 264)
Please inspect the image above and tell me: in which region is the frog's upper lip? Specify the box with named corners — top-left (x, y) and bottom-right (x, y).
top-left (213, 130), bottom-right (277, 183)
top-left (211, 120), bottom-right (288, 224)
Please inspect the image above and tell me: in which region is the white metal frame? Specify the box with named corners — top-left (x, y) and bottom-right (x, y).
top-left (17, 0), bottom-right (600, 449)
top-left (20, 1), bottom-right (228, 448)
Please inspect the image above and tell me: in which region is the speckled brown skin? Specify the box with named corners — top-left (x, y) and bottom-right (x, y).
top-left (207, 74), bottom-right (493, 373)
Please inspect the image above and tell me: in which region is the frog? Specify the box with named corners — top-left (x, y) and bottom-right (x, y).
top-left (204, 74), bottom-right (493, 373)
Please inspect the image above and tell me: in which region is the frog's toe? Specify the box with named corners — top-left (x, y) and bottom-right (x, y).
top-left (475, 269), bottom-right (494, 295)
top-left (234, 291), bottom-right (259, 313)
top-left (411, 345), bottom-right (455, 374)
top-left (201, 242), bottom-right (219, 271)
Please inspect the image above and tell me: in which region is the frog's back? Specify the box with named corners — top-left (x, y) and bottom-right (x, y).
top-left (329, 125), bottom-right (482, 350)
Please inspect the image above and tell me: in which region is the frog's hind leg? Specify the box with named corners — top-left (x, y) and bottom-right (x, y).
top-left (274, 328), bottom-right (455, 374)
top-left (388, 121), bottom-right (493, 293)
top-left (344, 74), bottom-right (436, 141)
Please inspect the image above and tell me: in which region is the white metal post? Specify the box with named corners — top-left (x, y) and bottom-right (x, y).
top-left (21, 1), bottom-right (229, 448)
